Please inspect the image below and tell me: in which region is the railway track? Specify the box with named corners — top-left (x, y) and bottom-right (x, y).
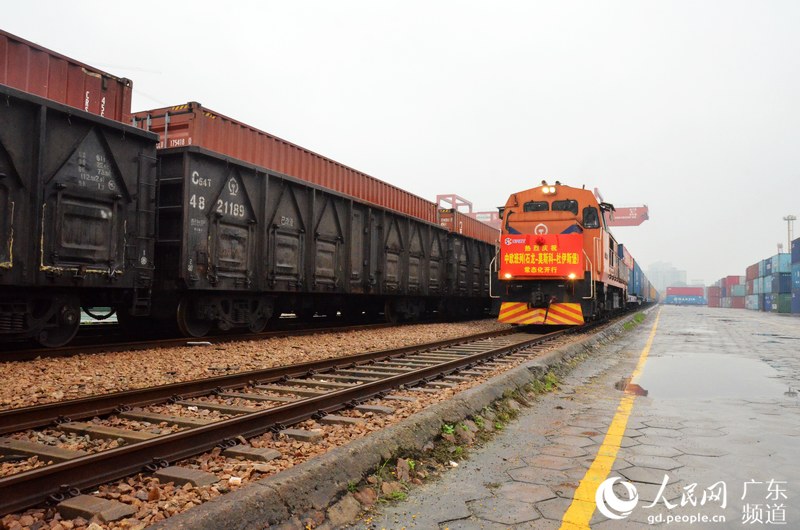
top-left (0, 326), bottom-right (584, 516)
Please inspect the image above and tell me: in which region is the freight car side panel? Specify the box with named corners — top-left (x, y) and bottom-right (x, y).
top-left (0, 85), bottom-right (157, 289)
top-left (154, 150), bottom-right (262, 292)
top-left (0, 102), bottom-right (31, 275)
top-left (187, 154), bottom-right (260, 290)
top-left (310, 193), bottom-right (347, 292)
top-left (264, 177), bottom-right (309, 293)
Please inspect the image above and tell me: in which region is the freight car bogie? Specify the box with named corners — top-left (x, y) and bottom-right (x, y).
top-left (0, 290), bottom-right (81, 347)
top-left (156, 293), bottom-right (273, 337)
top-left (36, 294), bottom-right (82, 347)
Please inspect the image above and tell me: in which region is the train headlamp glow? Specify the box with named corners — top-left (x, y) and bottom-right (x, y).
top-left (568, 273), bottom-right (577, 280)
top-left (504, 273), bottom-right (513, 279)
top-left (541, 185), bottom-right (556, 195)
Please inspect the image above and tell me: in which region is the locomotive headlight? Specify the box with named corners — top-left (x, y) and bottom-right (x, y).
top-left (568, 273), bottom-right (577, 280)
top-left (541, 186), bottom-right (550, 194)
top-left (504, 273), bottom-right (513, 279)
top-left (549, 186), bottom-right (556, 194)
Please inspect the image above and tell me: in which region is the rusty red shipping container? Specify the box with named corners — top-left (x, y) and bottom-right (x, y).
top-left (731, 296), bottom-right (745, 309)
top-left (666, 286), bottom-right (704, 296)
top-left (133, 103), bottom-right (498, 245)
top-left (745, 263), bottom-right (760, 281)
top-left (707, 286), bottom-right (722, 297)
top-left (724, 275), bottom-right (744, 287)
top-left (0, 29), bottom-right (133, 123)
top-left (707, 296), bottom-right (721, 308)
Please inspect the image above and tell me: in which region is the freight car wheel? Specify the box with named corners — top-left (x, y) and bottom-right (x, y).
top-left (37, 297), bottom-right (81, 348)
top-left (176, 298), bottom-right (212, 338)
top-left (383, 301), bottom-right (401, 324)
top-left (248, 315), bottom-right (269, 334)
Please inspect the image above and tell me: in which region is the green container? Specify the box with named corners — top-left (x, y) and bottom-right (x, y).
top-left (772, 293), bottom-right (792, 313)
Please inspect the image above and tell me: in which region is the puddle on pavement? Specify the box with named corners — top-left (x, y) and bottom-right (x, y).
top-left (635, 353), bottom-right (791, 401)
top-left (614, 377), bottom-right (649, 396)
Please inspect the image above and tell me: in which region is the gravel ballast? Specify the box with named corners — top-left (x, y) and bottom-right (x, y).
top-left (0, 321), bottom-right (507, 411)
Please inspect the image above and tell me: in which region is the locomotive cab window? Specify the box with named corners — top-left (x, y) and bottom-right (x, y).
top-left (552, 199), bottom-right (579, 215)
top-left (582, 206), bottom-right (600, 228)
top-left (523, 201), bottom-right (549, 212)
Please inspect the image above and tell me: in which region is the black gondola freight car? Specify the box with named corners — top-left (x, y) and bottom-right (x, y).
top-left (0, 84), bottom-right (158, 346)
top-left (127, 146), bottom-right (493, 337)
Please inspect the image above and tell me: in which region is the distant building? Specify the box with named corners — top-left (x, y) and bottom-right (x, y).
top-left (647, 262), bottom-right (687, 294)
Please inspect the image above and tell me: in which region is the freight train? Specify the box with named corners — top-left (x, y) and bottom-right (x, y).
top-left (495, 181), bottom-right (657, 325)
top-left (0, 30), bottom-right (497, 347)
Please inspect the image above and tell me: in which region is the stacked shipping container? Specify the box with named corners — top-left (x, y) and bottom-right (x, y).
top-left (793, 238), bottom-right (800, 313)
top-left (709, 248), bottom-right (799, 314)
top-left (707, 276), bottom-right (745, 308)
top-left (745, 262), bottom-right (760, 310)
top-left (663, 286), bottom-right (706, 305)
top-left (762, 254), bottom-right (792, 313)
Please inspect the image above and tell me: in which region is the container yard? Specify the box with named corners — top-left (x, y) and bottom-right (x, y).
top-left (707, 244), bottom-right (800, 314)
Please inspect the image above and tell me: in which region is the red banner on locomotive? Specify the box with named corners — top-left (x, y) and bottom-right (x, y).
top-left (499, 234), bottom-right (584, 278)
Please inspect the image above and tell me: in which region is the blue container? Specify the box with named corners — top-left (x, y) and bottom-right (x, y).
top-left (664, 295), bottom-right (706, 306)
top-left (792, 237), bottom-right (800, 264)
top-left (793, 292), bottom-right (800, 313)
top-left (631, 262), bottom-right (643, 296)
top-left (764, 259), bottom-right (772, 276)
top-left (721, 286), bottom-right (727, 297)
top-left (763, 294), bottom-right (773, 312)
top-left (793, 262), bottom-right (800, 292)
top-left (772, 273), bottom-right (792, 294)
top-left (745, 294), bottom-right (761, 310)
top-left (771, 253), bottom-right (791, 274)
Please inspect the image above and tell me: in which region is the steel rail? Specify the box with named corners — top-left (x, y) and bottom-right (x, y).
top-left (0, 328), bottom-right (566, 515)
top-left (0, 328), bottom-right (517, 434)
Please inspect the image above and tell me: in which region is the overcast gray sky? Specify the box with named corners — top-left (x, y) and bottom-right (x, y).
top-left (5, 1), bottom-right (799, 284)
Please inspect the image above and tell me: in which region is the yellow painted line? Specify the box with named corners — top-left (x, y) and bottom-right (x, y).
top-left (559, 309), bottom-right (661, 530)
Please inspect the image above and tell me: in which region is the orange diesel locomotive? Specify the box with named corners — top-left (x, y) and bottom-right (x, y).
top-left (496, 181), bottom-right (654, 325)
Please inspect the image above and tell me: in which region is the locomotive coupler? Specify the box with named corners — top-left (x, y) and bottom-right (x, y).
top-left (530, 290), bottom-right (547, 308)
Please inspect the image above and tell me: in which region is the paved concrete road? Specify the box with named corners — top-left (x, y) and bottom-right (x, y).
top-left (353, 307), bottom-right (800, 529)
